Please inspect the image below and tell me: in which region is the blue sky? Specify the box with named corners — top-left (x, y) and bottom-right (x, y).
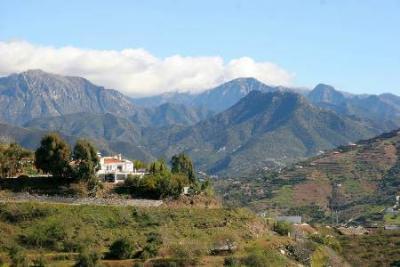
top-left (1, 0), bottom-right (400, 95)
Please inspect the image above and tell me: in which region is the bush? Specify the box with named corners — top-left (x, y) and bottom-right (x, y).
top-left (169, 241), bottom-right (207, 259)
top-left (74, 248), bottom-right (103, 267)
top-left (22, 218), bottom-right (66, 250)
top-left (0, 203), bottom-right (52, 223)
top-left (9, 245), bottom-right (29, 267)
top-left (108, 238), bottom-right (134, 259)
top-left (140, 232), bottom-right (163, 259)
top-left (309, 233), bottom-right (325, 244)
top-left (224, 256), bottom-right (240, 266)
top-left (243, 250), bottom-right (269, 267)
top-left (31, 255), bottom-right (47, 267)
top-left (273, 221), bottom-right (292, 236)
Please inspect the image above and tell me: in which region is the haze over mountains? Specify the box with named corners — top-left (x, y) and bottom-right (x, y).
top-left (0, 69), bottom-right (399, 176)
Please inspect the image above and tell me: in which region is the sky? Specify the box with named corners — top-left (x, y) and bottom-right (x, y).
top-left (1, 0), bottom-right (399, 96)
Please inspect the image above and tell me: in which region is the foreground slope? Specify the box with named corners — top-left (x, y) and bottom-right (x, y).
top-left (0, 201), bottom-right (301, 266)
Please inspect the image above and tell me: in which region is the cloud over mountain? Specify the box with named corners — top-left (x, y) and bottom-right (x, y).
top-left (0, 40), bottom-right (293, 96)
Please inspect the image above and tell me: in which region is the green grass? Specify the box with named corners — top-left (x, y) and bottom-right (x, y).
top-left (0, 201), bottom-right (290, 265)
top-left (271, 185), bottom-right (294, 208)
top-left (338, 230), bottom-right (400, 267)
top-left (384, 213), bottom-right (400, 225)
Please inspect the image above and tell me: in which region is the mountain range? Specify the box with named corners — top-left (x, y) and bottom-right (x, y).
top-left (141, 90), bottom-right (379, 175)
top-left (307, 83), bottom-right (400, 131)
top-left (0, 70), bottom-right (399, 176)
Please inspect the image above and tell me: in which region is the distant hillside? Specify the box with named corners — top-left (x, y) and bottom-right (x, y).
top-left (0, 70), bottom-right (211, 128)
top-left (132, 78), bottom-right (280, 112)
top-left (24, 112), bottom-right (142, 145)
top-left (0, 121), bottom-right (155, 162)
top-left (131, 102), bottom-right (214, 127)
top-left (218, 129), bottom-right (400, 224)
top-left (307, 84), bottom-right (400, 131)
top-left (0, 70), bottom-right (139, 125)
top-left (144, 90), bottom-right (379, 176)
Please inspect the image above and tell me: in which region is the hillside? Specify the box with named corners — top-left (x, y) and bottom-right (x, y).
top-left (145, 90), bottom-right (379, 176)
top-left (0, 70), bottom-right (210, 128)
top-left (25, 112), bottom-right (143, 145)
top-left (0, 70), bottom-right (138, 125)
top-left (307, 84), bottom-right (400, 131)
top-left (0, 122), bottom-right (155, 163)
top-left (132, 77), bottom-right (280, 112)
top-left (217, 129), bottom-right (400, 224)
top-left (133, 102), bottom-right (214, 127)
top-left (0, 201), bottom-right (303, 266)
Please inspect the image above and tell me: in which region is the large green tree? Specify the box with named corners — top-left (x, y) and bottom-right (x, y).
top-left (34, 133), bottom-right (72, 178)
top-left (72, 139), bottom-right (99, 191)
top-left (170, 153), bottom-right (195, 183)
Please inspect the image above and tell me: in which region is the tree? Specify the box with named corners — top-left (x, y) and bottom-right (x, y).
top-left (149, 159), bottom-right (169, 175)
top-left (73, 139), bottom-right (100, 192)
top-left (134, 160), bottom-right (146, 170)
top-left (170, 153), bottom-right (195, 183)
top-left (73, 139), bottom-right (99, 178)
top-left (273, 221), bottom-right (292, 236)
top-left (34, 133), bottom-right (71, 178)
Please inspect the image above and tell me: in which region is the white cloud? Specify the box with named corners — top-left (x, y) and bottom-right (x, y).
top-left (0, 40), bottom-right (294, 96)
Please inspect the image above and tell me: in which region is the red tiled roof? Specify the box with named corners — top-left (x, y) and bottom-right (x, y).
top-left (104, 158), bottom-right (124, 164)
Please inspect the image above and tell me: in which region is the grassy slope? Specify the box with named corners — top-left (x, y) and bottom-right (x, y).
top-left (338, 230), bottom-right (400, 267)
top-left (0, 202), bottom-right (297, 266)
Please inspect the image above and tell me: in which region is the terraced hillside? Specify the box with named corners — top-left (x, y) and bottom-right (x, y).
top-left (217, 129), bottom-right (400, 224)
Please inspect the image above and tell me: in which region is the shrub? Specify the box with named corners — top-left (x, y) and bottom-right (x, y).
top-left (169, 241), bottom-right (207, 259)
top-left (0, 203), bottom-right (52, 223)
top-left (224, 256), bottom-right (241, 266)
top-left (108, 238), bottom-right (134, 259)
top-left (243, 250), bottom-right (269, 267)
top-left (74, 248), bottom-right (103, 267)
top-left (310, 246), bottom-right (329, 267)
top-left (309, 233), bottom-right (325, 244)
top-left (9, 245), bottom-right (29, 267)
top-left (322, 235), bottom-right (342, 252)
top-left (140, 232), bottom-right (163, 259)
top-left (22, 218), bottom-right (66, 250)
top-left (273, 221), bottom-right (292, 236)
top-left (31, 255), bottom-right (47, 267)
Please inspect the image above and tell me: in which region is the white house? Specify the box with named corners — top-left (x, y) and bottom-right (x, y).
top-left (96, 154), bottom-right (147, 183)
